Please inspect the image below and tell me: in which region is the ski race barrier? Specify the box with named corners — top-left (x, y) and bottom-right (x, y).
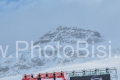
top-left (22, 67), bottom-right (118, 80)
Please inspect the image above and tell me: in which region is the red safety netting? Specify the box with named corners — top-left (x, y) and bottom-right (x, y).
top-left (22, 72), bottom-right (66, 80)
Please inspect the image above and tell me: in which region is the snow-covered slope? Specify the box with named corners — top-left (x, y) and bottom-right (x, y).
top-left (1, 57), bottom-right (120, 80)
top-left (34, 26), bottom-right (103, 46)
top-left (0, 26), bottom-right (119, 78)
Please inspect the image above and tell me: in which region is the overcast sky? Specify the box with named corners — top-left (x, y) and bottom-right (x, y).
top-left (0, 0), bottom-right (120, 54)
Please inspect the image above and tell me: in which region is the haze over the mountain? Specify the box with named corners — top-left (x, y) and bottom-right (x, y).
top-left (0, 0), bottom-right (120, 80)
top-left (0, 27), bottom-right (119, 78)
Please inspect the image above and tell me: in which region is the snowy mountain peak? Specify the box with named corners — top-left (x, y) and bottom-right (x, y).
top-left (34, 26), bottom-right (103, 46)
top-left (1, 27), bottom-right (119, 78)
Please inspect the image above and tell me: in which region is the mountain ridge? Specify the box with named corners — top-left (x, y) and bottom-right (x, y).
top-left (0, 26), bottom-right (119, 78)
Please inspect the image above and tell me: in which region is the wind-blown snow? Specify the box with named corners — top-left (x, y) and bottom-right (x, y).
top-left (1, 57), bottom-right (119, 80)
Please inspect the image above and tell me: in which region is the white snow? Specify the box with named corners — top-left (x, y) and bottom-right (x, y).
top-left (1, 57), bottom-right (119, 80)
